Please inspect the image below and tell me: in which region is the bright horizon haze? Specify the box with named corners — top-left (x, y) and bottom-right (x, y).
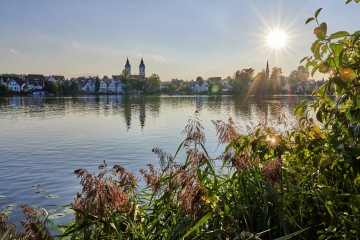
top-left (0, 0), bottom-right (359, 81)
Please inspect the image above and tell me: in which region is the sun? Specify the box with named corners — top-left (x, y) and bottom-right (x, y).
top-left (267, 30), bottom-right (287, 49)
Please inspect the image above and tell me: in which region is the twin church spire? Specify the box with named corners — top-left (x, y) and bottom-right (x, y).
top-left (124, 57), bottom-right (145, 78)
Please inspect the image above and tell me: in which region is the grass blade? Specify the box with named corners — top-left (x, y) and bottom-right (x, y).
top-left (181, 212), bottom-right (211, 239)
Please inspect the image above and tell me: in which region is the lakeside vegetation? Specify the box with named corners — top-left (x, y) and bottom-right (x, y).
top-left (1, 2), bottom-right (360, 239)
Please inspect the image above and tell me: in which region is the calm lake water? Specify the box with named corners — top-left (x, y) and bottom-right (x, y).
top-left (0, 95), bottom-right (310, 225)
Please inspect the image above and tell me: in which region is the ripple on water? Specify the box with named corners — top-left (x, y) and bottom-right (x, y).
top-left (0, 95), bottom-right (302, 225)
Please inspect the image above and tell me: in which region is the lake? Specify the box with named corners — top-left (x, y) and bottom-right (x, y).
top-left (0, 95), bottom-right (310, 225)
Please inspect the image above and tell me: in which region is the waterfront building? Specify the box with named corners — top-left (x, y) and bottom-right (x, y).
top-left (6, 78), bottom-right (25, 92)
top-left (139, 58), bottom-right (145, 78)
top-left (124, 58), bottom-right (146, 78)
top-left (26, 74), bottom-right (45, 90)
top-left (47, 75), bottom-right (65, 83)
top-left (125, 58), bottom-right (131, 75)
top-left (112, 75), bottom-right (124, 94)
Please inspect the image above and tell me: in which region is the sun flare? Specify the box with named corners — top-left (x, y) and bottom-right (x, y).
top-left (267, 30), bottom-right (287, 49)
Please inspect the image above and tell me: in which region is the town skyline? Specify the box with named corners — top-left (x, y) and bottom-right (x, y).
top-left (0, 1), bottom-right (359, 81)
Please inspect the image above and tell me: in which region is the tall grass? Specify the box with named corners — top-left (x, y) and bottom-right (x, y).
top-left (1, 109), bottom-right (359, 239)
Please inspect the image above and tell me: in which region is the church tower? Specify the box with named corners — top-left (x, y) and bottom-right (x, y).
top-left (266, 60), bottom-right (270, 79)
top-left (139, 58), bottom-right (145, 78)
top-left (125, 57), bottom-right (131, 75)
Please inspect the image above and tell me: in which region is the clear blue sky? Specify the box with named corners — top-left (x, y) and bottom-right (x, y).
top-left (0, 0), bottom-right (359, 81)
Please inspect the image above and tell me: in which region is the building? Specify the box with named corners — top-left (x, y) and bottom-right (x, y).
top-left (125, 58), bottom-right (131, 75)
top-left (124, 58), bottom-right (146, 78)
top-left (139, 58), bottom-right (145, 78)
top-left (47, 75), bottom-right (65, 83)
top-left (6, 78), bottom-right (25, 92)
top-left (26, 74), bottom-right (45, 90)
top-left (112, 75), bottom-right (124, 94)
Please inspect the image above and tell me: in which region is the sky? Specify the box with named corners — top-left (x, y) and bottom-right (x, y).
top-left (0, 0), bottom-right (359, 81)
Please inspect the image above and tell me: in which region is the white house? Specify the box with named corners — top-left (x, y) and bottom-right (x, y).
top-left (191, 82), bottom-right (201, 93)
top-left (26, 74), bottom-right (45, 90)
top-left (108, 81), bottom-right (116, 93)
top-left (47, 75), bottom-right (65, 83)
top-left (6, 79), bottom-right (24, 92)
top-left (83, 82), bottom-right (95, 92)
top-left (222, 80), bottom-right (232, 92)
top-left (116, 81), bottom-right (123, 94)
top-left (47, 76), bottom-right (58, 83)
top-left (112, 75), bottom-right (124, 94)
top-left (103, 76), bottom-right (115, 93)
top-left (200, 81), bottom-right (209, 92)
top-left (99, 80), bottom-right (107, 93)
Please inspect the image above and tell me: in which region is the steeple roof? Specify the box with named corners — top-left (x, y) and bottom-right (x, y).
top-left (139, 58), bottom-right (145, 67)
top-left (125, 57), bottom-right (130, 67)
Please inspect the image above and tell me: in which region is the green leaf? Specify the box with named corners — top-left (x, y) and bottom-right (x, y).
top-left (333, 77), bottom-right (347, 89)
top-left (294, 106), bottom-right (304, 116)
top-left (0, 225), bottom-right (15, 240)
top-left (314, 41), bottom-right (322, 60)
top-left (338, 39), bottom-right (352, 47)
top-left (181, 212), bottom-right (211, 239)
top-left (329, 31), bottom-right (350, 40)
top-left (330, 43), bottom-right (344, 57)
top-left (325, 201), bottom-right (334, 218)
top-left (352, 110), bottom-right (360, 123)
top-left (311, 65), bottom-right (319, 77)
top-left (338, 49), bottom-right (346, 68)
top-left (316, 110), bottom-right (323, 123)
top-left (335, 94), bottom-right (349, 110)
top-left (311, 39), bottom-right (320, 53)
top-left (305, 60), bottom-right (314, 70)
top-left (306, 17), bottom-right (315, 25)
top-left (314, 8), bottom-right (322, 18)
top-left (318, 62), bottom-right (329, 74)
top-left (274, 226), bottom-right (313, 240)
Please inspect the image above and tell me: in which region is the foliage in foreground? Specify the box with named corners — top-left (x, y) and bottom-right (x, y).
top-left (1, 3), bottom-right (360, 240)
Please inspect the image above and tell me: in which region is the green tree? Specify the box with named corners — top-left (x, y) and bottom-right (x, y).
top-left (230, 69), bottom-right (253, 94)
top-left (162, 83), bottom-right (178, 94)
top-left (0, 84), bottom-right (9, 96)
top-left (250, 70), bottom-right (268, 95)
top-left (179, 85), bottom-right (193, 94)
top-left (44, 81), bottom-right (58, 95)
top-left (122, 82), bottom-right (132, 94)
top-left (145, 74), bottom-right (161, 94)
top-left (289, 66), bottom-right (309, 83)
top-left (68, 81), bottom-right (79, 95)
top-left (95, 76), bottom-right (100, 93)
top-left (196, 76), bottom-right (204, 82)
top-left (269, 67), bottom-right (284, 94)
top-left (121, 69), bottom-right (129, 78)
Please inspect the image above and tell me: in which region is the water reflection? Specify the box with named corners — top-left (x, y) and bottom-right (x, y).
top-left (0, 95), bottom-right (312, 130)
top-left (0, 94), bottom-right (314, 226)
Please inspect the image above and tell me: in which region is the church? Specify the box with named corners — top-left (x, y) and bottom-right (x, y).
top-left (124, 58), bottom-right (146, 78)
